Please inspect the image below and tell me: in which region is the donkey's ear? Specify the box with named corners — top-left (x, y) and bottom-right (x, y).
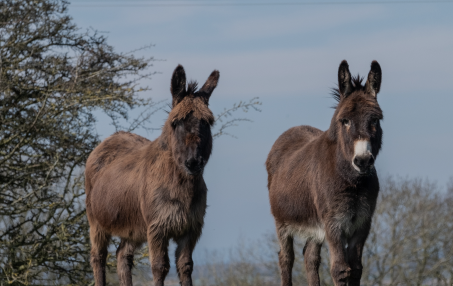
top-left (198, 70), bottom-right (220, 102)
top-left (171, 65), bottom-right (187, 106)
top-left (338, 60), bottom-right (353, 98)
top-left (365, 60), bottom-right (382, 98)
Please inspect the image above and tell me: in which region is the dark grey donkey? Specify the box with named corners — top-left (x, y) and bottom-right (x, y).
top-left (266, 60), bottom-right (383, 286)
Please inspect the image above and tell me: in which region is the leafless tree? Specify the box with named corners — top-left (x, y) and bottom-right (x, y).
top-left (176, 177), bottom-right (453, 286)
top-left (362, 177), bottom-right (453, 286)
top-left (0, 1), bottom-right (260, 284)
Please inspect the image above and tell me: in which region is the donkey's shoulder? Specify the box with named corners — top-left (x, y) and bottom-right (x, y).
top-left (100, 131), bottom-right (151, 151)
top-left (110, 131), bottom-right (151, 144)
top-left (94, 131), bottom-right (150, 157)
top-left (271, 125), bottom-right (322, 152)
top-left (291, 125), bottom-right (323, 139)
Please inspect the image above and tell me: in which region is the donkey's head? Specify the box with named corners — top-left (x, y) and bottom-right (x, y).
top-left (330, 60), bottom-right (383, 176)
top-left (164, 65), bottom-right (218, 176)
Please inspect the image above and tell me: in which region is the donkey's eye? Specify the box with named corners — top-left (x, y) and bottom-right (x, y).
top-left (172, 120), bottom-right (182, 128)
top-left (341, 119), bottom-right (351, 127)
top-left (370, 119), bottom-right (378, 127)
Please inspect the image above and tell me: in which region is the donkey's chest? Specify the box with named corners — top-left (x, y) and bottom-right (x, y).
top-left (160, 201), bottom-right (196, 232)
top-left (149, 188), bottom-right (206, 237)
top-left (332, 194), bottom-right (372, 237)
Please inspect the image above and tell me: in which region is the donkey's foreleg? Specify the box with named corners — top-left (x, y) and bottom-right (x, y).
top-left (148, 232), bottom-right (170, 286)
top-left (346, 221), bottom-right (371, 286)
top-left (276, 225), bottom-right (295, 286)
top-left (116, 239), bottom-right (139, 286)
top-left (303, 239), bottom-right (322, 286)
top-left (175, 231), bottom-right (199, 286)
top-left (325, 228), bottom-right (350, 286)
top-left (89, 226), bottom-right (111, 286)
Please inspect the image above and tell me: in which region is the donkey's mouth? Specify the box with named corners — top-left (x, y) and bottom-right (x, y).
top-left (184, 158), bottom-right (205, 176)
top-left (184, 166), bottom-right (204, 176)
top-left (356, 166), bottom-right (374, 177)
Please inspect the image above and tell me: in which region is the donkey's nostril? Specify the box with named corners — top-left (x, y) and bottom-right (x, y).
top-left (353, 154), bottom-right (374, 172)
top-left (185, 158), bottom-right (203, 174)
top-left (185, 158), bottom-right (197, 169)
top-left (353, 157), bottom-right (361, 167)
top-left (368, 156), bottom-right (375, 166)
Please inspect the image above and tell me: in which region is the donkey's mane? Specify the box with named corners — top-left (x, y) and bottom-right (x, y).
top-left (166, 80), bottom-right (215, 125)
top-left (331, 74), bottom-right (365, 105)
top-left (187, 80), bottom-right (199, 95)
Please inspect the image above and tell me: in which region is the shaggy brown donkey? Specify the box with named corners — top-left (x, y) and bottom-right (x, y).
top-left (85, 65), bottom-right (219, 286)
top-left (266, 60), bottom-right (383, 286)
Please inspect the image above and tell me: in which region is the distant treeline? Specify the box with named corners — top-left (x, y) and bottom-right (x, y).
top-left (0, 1), bottom-right (449, 285)
top-left (107, 177), bottom-right (452, 286)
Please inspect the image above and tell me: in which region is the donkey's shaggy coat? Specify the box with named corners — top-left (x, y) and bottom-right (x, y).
top-left (85, 65), bottom-right (219, 286)
top-left (267, 60), bottom-right (383, 286)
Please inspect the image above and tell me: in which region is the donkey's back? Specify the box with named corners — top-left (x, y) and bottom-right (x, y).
top-left (266, 125), bottom-right (323, 186)
top-left (86, 131), bottom-right (151, 184)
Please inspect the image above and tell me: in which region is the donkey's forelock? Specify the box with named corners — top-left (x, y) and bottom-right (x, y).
top-left (169, 96), bottom-right (215, 125)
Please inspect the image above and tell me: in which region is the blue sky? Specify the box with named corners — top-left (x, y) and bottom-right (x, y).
top-left (70, 1), bottom-right (453, 252)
